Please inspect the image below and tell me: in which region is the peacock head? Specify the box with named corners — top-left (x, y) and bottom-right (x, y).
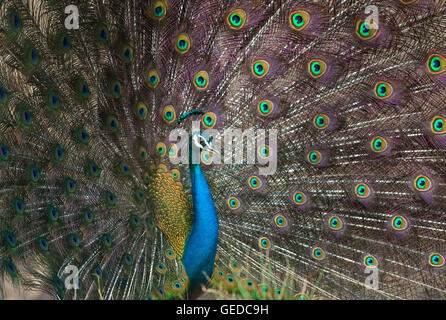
top-left (189, 131), bottom-right (215, 165)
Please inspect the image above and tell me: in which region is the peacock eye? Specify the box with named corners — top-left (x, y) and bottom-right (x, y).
top-left (168, 143), bottom-right (178, 157)
top-left (355, 183), bottom-right (371, 198)
top-left (391, 215), bottom-right (408, 231)
top-left (427, 54), bottom-right (446, 74)
top-left (430, 115), bottom-right (446, 134)
top-left (307, 150), bottom-right (322, 165)
top-left (313, 113), bottom-right (330, 130)
top-left (9, 11), bottom-right (22, 32)
top-left (156, 142), bottom-right (167, 156)
top-left (308, 59), bottom-right (327, 78)
top-left (312, 247), bottom-right (325, 260)
top-left (363, 255), bottom-right (378, 267)
top-left (292, 191), bottom-right (307, 205)
top-left (356, 20), bottom-right (379, 40)
top-left (227, 9), bottom-right (247, 30)
top-left (193, 71), bottom-right (209, 90)
top-left (147, 69), bottom-right (160, 88)
top-left (257, 100), bottom-right (274, 116)
top-left (328, 216), bottom-right (343, 230)
top-left (155, 262), bottom-right (167, 274)
top-left (161, 105), bottom-right (176, 124)
top-left (136, 102), bottom-right (148, 121)
top-left (175, 33), bottom-right (191, 54)
top-left (248, 175), bottom-right (262, 190)
top-left (227, 196), bottom-right (240, 210)
top-left (110, 80), bottom-right (122, 98)
top-left (96, 24), bottom-right (109, 43)
top-left (201, 150), bottom-right (213, 165)
top-left (428, 253), bottom-right (445, 268)
top-left (296, 294), bottom-right (308, 300)
top-left (274, 214), bottom-right (288, 228)
top-left (374, 81), bottom-right (394, 99)
top-left (414, 175), bottom-right (432, 192)
top-left (0, 144), bottom-right (9, 161)
top-left (105, 114), bottom-right (119, 132)
top-left (138, 146), bottom-right (148, 161)
top-left (201, 112), bottom-right (217, 128)
top-left (258, 237), bottom-right (271, 250)
top-left (289, 10), bottom-right (311, 31)
top-left (371, 136), bottom-right (388, 153)
top-left (120, 44), bottom-right (134, 62)
top-left (258, 145), bottom-right (271, 159)
top-left (28, 166), bottom-right (40, 183)
top-left (152, 1), bottom-right (167, 20)
top-left (251, 60), bottom-right (270, 78)
top-left (171, 169), bottom-right (180, 180)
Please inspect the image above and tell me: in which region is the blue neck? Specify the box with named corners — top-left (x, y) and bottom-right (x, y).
top-left (181, 163), bottom-right (219, 294)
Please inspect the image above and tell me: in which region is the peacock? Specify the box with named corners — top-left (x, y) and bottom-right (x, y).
top-left (0, 0), bottom-right (446, 300)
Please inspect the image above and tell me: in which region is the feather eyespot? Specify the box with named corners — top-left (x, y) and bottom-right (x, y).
top-left (102, 234), bottom-right (112, 248)
top-left (0, 144), bottom-right (9, 161)
top-left (202, 112), bottom-right (217, 128)
top-left (356, 20), bottom-right (379, 40)
top-left (84, 209), bottom-right (94, 224)
top-left (427, 54), bottom-right (445, 75)
top-left (152, 1), bottom-right (167, 20)
top-left (248, 175), bottom-right (262, 190)
top-left (147, 70), bottom-right (160, 88)
top-left (165, 249), bottom-right (176, 260)
top-left (391, 215), bottom-right (408, 231)
top-left (123, 254), bottom-right (133, 266)
top-left (430, 115), bottom-right (446, 134)
top-left (328, 216), bottom-right (343, 231)
top-left (308, 59), bottom-right (327, 78)
top-left (136, 102), bottom-right (148, 121)
top-left (292, 191), bottom-right (307, 205)
top-left (295, 294), bottom-right (308, 300)
top-left (355, 183), bottom-right (371, 198)
top-left (289, 10), bottom-right (311, 31)
top-left (313, 113), bottom-right (330, 130)
top-left (227, 9), bottom-right (247, 30)
top-left (105, 191), bottom-right (117, 207)
top-left (414, 175), bottom-right (432, 192)
top-left (429, 253), bottom-right (445, 268)
top-left (251, 60), bottom-right (270, 78)
top-left (193, 71), bottom-right (209, 90)
top-left (120, 43), bottom-right (134, 63)
top-left (258, 145), bottom-right (271, 159)
top-left (96, 24), bottom-right (109, 44)
top-left (105, 114), bottom-right (119, 132)
top-left (363, 255), bottom-right (378, 268)
top-left (306, 150), bottom-right (322, 165)
top-left (168, 143), bottom-right (178, 157)
top-left (28, 166), bottom-right (40, 183)
top-left (257, 100), bottom-right (274, 116)
top-left (13, 199), bottom-right (24, 216)
top-left (374, 81), bottom-right (394, 99)
top-left (86, 161), bottom-right (101, 178)
top-left (9, 10), bottom-right (22, 32)
top-left (65, 177), bottom-right (76, 194)
top-left (110, 80), bottom-right (122, 98)
top-left (155, 142), bottom-right (167, 156)
top-left (175, 33), bottom-right (191, 54)
top-left (138, 146), bottom-right (148, 161)
top-left (171, 169), bottom-right (180, 180)
top-left (19, 108), bottom-right (33, 127)
top-left (227, 196), bottom-right (241, 210)
top-left (258, 237), bottom-right (271, 250)
top-left (311, 247), bottom-right (326, 260)
top-left (37, 237), bottom-right (49, 252)
top-left (48, 207), bottom-right (59, 223)
top-left (370, 136), bottom-right (388, 153)
top-left (161, 105), bottom-right (176, 124)
top-left (155, 263), bottom-right (167, 275)
top-left (0, 85), bottom-right (8, 105)
top-left (274, 214), bottom-right (288, 228)
top-left (201, 150), bottom-right (213, 165)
